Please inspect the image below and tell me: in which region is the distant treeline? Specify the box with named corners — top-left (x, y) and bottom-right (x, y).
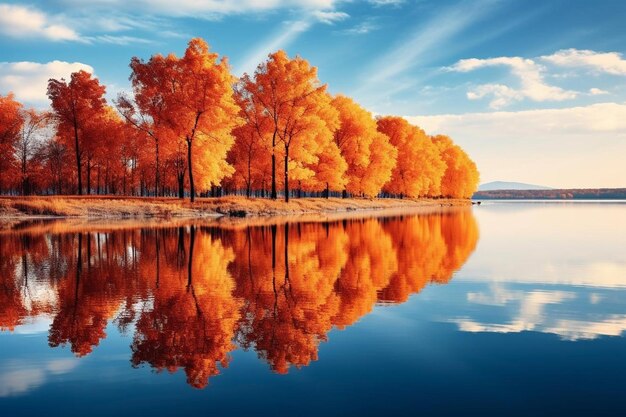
top-left (473, 188), bottom-right (626, 200)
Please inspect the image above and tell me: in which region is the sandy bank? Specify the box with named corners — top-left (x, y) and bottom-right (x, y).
top-left (0, 195), bottom-right (472, 222)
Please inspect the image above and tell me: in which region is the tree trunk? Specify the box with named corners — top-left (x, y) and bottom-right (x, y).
top-left (271, 131), bottom-right (277, 199)
top-left (155, 140), bottom-right (160, 197)
top-left (74, 122), bottom-right (82, 195)
top-left (21, 155), bottom-right (27, 196)
top-left (86, 159), bottom-right (91, 195)
top-left (326, 182), bottom-right (330, 199)
top-left (247, 155), bottom-right (252, 198)
top-left (284, 148), bottom-right (289, 202)
top-left (187, 138), bottom-right (195, 202)
top-left (178, 174), bottom-right (185, 199)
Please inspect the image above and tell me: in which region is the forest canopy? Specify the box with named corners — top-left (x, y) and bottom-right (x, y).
top-left (0, 38), bottom-right (479, 200)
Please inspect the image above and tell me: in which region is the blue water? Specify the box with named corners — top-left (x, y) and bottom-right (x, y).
top-left (1, 202), bottom-right (625, 416)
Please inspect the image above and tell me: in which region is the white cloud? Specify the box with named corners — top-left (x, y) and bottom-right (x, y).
top-left (86, 35), bottom-right (155, 45)
top-left (453, 285), bottom-right (626, 341)
top-left (544, 316), bottom-right (626, 341)
top-left (542, 48), bottom-right (626, 76)
top-left (313, 10), bottom-right (349, 24)
top-left (0, 368), bottom-right (44, 397)
top-left (343, 20), bottom-right (379, 35)
top-left (450, 56), bottom-right (577, 108)
top-left (0, 359), bottom-right (79, 397)
top-left (58, 0), bottom-right (339, 17)
top-left (0, 61), bottom-right (95, 108)
top-left (406, 102), bottom-right (626, 187)
top-left (453, 315), bottom-right (626, 341)
top-left (368, 0), bottom-right (405, 5)
top-left (453, 289), bottom-right (576, 334)
top-left (408, 102), bottom-right (626, 137)
top-left (589, 87), bottom-right (609, 96)
top-left (0, 4), bottom-right (80, 41)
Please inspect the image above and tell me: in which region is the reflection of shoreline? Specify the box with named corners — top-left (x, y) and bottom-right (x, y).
top-left (0, 196), bottom-right (473, 225)
top-left (0, 205), bottom-right (473, 235)
top-left (0, 211), bottom-right (478, 388)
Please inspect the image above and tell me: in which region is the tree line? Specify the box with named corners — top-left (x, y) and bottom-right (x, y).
top-left (0, 38), bottom-right (479, 201)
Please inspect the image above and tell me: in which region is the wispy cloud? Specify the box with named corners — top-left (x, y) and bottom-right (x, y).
top-left (406, 102), bottom-right (626, 187)
top-left (452, 285), bottom-right (626, 341)
top-left (368, 0), bottom-right (405, 6)
top-left (86, 35), bottom-right (155, 45)
top-left (362, 0), bottom-right (498, 85)
top-left (0, 3), bottom-right (160, 45)
top-left (0, 61), bottom-right (95, 107)
top-left (343, 19), bottom-right (379, 35)
top-left (312, 10), bottom-right (349, 24)
top-left (589, 87), bottom-right (609, 96)
top-left (408, 102), bottom-right (626, 138)
top-left (0, 4), bottom-right (80, 42)
top-left (450, 56), bottom-right (577, 108)
top-left (0, 359), bottom-right (79, 397)
top-left (57, 0), bottom-right (341, 18)
top-left (542, 48), bottom-right (626, 76)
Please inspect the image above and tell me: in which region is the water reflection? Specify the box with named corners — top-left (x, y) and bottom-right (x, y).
top-left (0, 210), bottom-right (478, 388)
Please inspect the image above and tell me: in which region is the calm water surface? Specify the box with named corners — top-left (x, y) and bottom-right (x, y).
top-left (1, 202), bottom-right (625, 416)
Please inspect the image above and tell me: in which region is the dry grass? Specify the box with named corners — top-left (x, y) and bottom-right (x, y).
top-left (0, 195), bottom-right (471, 221)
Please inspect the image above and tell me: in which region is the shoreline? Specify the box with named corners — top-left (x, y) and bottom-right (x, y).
top-left (0, 196), bottom-right (472, 222)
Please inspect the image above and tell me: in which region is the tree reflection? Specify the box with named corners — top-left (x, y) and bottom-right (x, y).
top-left (131, 226), bottom-right (242, 388)
top-left (0, 210), bottom-right (478, 387)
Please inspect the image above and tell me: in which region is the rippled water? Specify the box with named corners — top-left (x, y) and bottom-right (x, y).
top-left (1, 202), bottom-right (625, 416)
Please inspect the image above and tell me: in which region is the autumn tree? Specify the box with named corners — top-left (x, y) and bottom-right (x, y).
top-left (117, 53), bottom-right (178, 196)
top-left (121, 39), bottom-right (240, 201)
top-left (229, 83), bottom-right (273, 197)
top-left (331, 95), bottom-right (397, 197)
top-left (360, 132), bottom-right (397, 197)
top-left (239, 51), bottom-right (340, 201)
top-left (47, 71), bottom-right (106, 195)
top-left (432, 135), bottom-right (479, 198)
top-left (377, 116), bottom-right (445, 198)
top-left (169, 39), bottom-right (240, 201)
top-left (14, 109), bottom-right (50, 195)
top-left (300, 140), bottom-right (347, 197)
top-left (0, 93), bottom-right (23, 193)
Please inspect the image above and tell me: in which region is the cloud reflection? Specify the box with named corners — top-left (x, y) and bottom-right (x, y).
top-left (0, 359), bottom-right (79, 397)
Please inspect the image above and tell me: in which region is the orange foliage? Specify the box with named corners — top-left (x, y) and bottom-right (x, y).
top-left (377, 116), bottom-right (446, 198)
top-left (432, 135), bottom-right (480, 198)
top-left (237, 50), bottom-right (342, 201)
top-left (332, 95), bottom-right (398, 197)
top-left (0, 93), bottom-right (24, 192)
top-left (0, 211), bottom-right (478, 385)
top-left (47, 71), bottom-right (107, 195)
top-left (2, 38), bottom-right (478, 200)
top-left (131, 228), bottom-right (241, 388)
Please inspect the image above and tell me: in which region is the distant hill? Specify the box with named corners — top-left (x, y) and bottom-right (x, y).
top-left (478, 181), bottom-right (552, 191)
top-left (473, 188), bottom-right (626, 200)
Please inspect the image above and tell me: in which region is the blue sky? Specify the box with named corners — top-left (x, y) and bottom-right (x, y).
top-left (1, 0), bottom-right (626, 187)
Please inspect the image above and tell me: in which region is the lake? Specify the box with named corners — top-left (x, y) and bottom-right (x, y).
top-left (1, 202), bottom-right (626, 416)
